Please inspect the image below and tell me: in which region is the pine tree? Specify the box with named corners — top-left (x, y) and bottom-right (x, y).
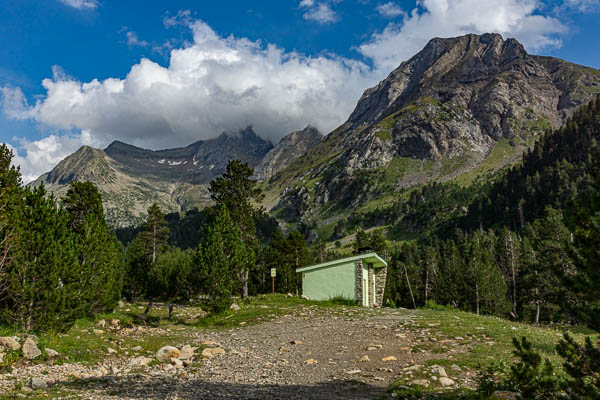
top-left (0, 144), bottom-right (21, 300)
top-left (124, 236), bottom-right (149, 302)
top-left (148, 248), bottom-right (193, 319)
top-left (2, 185), bottom-right (82, 332)
top-left (208, 160), bottom-right (263, 298)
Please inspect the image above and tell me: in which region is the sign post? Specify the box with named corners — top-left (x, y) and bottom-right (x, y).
top-left (271, 268), bottom-right (276, 294)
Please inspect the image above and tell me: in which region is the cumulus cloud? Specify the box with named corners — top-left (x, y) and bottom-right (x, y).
top-left (377, 2), bottom-right (405, 18)
top-left (360, 0), bottom-right (567, 71)
top-left (300, 1), bottom-right (338, 24)
top-left (2, 19), bottom-right (375, 156)
top-left (58, 0), bottom-right (99, 10)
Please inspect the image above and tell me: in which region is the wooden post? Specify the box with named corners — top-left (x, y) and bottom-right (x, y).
top-left (271, 268), bottom-right (276, 294)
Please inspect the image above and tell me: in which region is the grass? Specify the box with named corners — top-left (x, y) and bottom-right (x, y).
top-left (453, 139), bottom-right (518, 186)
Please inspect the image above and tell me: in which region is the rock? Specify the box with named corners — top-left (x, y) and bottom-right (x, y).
top-left (367, 344), bottom-right (383, 350)
top-left (131, 346), bottom-right (142, 352)
top-left (291, 340), bottom-right (303, 345)
top-left (118, 300), bottom-right (125, 308)
top-left (301, 295), bottom-right (309, 300)
top-left (279, 346), bottom-right (289, 352)
top-left (96, 319), bottom-right (106, 328)
top-left (183, 359), bottom-right (192, 367)
top-left (286, 293), bottom-right (293, 297)
top-left (110, 319), bottom-right (120, 327)
top-left (451, 364), bottom-right (462, 372)
top-left (93, 329), bottom-right (104, 335)
top-left (230, 303), bottom-right (241, 311)
top-left (22, 338), bottom-right (41, 360)
top-left (439, 377), bottom-right (455, 387)
top-left (171, 357), bottom-right (183, 368)
top-left (431, 365), bottom-right (447, 377)
top-left (0, 336), bottom-right (20, 351)
top-left (359, 355), bottom-right (370, 362)
top-left (201, 347), bottom-right (225, 358)
top-left (410, 379), bottom-right (429, 387)
top-left (178, 345), bottom-right (196, 360)
top-left (31, 377), bottom-right (47, 390)
top-left (381, 356), bottom-right (397, 361)
top-left (44, 348), bottom-right (59, 357)
top-left (0, 353), bottom-right (4, 363)
top-left (346, 369), bottom-right (361, 374)
top-left (107, 348), bottom-right (117, 354)
top-left (200, 340), bottom-right (219, 346)
top-left (126, 356), bottom-right (153, 369)
top-left (156, 346), bottom-right (180, 362)
top-left (304, 358), bottom-right (318, 365)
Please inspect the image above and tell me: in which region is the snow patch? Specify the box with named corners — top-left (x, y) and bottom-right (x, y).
top-left (168, 160), bottom-right (183, 166)
top-left (208, 164), bottom-right (215, 170)
top-left (158, 159), bottom-right (166, 164)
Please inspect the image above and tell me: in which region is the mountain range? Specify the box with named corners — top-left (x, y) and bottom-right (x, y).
top-left (33, 33), bottom-right (600, 228)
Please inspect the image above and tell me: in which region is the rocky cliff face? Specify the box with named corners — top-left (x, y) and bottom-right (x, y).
top-left (254, 126), bottom-right (322, 181)
top-left (33, 127), bottom-right (273, 227)
top-left (270, 33), bottom-right (600, 220)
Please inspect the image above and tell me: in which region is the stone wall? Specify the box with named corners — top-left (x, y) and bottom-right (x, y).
top-left (374, 266), bottom-right (387, 307)
top-left (355, 259), bottom-right (363, 306)
top-left (368, 265), bottom-right (375, 307)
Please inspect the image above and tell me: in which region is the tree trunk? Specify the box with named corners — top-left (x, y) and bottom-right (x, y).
top-left (152, 224), bottom-right (156, 264)
top-left (508, 234), bottom-right (518, 318)
top-left (144, 299), bottom-right (153, 316)
top-left (403, 263), bottom-right (416, 309)
top-left (168, 303), bottom-right (174, 320)
top-left (536, 301), bottom-right (541, 324)
top-left (241, 269), bottom-right (249, 298)
top-left (424, 267), bottom-right (429, 306)
top-left (475, 283), bottom-right (480, 315)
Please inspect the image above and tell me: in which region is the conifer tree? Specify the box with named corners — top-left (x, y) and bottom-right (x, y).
top-left (0, 144), bottom-right (21, 299)
top-left (148, 247), bottom-right (193, 319)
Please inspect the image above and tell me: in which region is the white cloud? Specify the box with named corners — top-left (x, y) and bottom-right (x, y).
top-left (300, 2), bottom-right (338, 24)
top-left (125, 31), bottom-right (149, 47)
top-left (377, 2), bottom-right (405, 18)
top-left (58, 0), bottom-right (98, 10)
top-left (562, 0), bottom-right (600, 12)
top-left (360, 0), bottom-right (567, 71)
top-left (1, 19), bottom-right (375, 167)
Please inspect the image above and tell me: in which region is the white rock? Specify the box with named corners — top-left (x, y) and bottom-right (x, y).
top-left (131, 346), bottom-right (142, 352)
top-left (44, 348), bottom-right (59, 357)
top-left (171, 357), bottom-right (183, 367)
top-left (229, 303), bottom-right (241, 311)
top-left (126, 356), bottom-right (153, 369)
top-left (301, 295), bottom-right (309, 300)
top-left (346, 369), bottom-right (361, 374)
top-left (0, 336), bottom-right (20, 351)
top-left (22, 338), bottom-right (41, 360)
top-left (439, 377), bottom-right (455, 387)
top-left (156, 346), bottom-right (179, 362)
top-left (107, 348), bottom-right (117, 354)
top-left (118, 300), bottom-right (125, 308)
top-left (178, 345), bottom-right (196, 360)
top-left (96, 319), bottom-right (106, 328)
top-left (201, 347), bottom-right (225, 358)
top-left (431, 365), bottom-right (447, 377)
top-left (31, 377), bottom-right (47, 389)
top-left (359, 355), bottom-right (370, 362)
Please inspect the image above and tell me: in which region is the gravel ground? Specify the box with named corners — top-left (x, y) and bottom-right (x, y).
top-left (1, 306), bottom-right (459, 399)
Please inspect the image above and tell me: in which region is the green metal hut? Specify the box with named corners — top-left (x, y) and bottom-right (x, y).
top-left (296, 252), bottom-right (388, 307)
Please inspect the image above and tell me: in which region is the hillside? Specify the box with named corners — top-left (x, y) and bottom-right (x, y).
top-left (268, 33), bottom-right (600, 224)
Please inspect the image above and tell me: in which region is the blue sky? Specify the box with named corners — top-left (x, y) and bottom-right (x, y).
top-left (1, 0), bottom-right (599, 181)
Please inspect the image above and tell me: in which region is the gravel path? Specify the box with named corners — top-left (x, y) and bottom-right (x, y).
top-left (2, 306), bottom-right (445, 399)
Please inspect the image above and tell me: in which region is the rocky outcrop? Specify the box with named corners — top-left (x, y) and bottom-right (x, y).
top-left (270, 33), bottom-right (600, 220)
top-left (254, 126), bottom-right (322, 181)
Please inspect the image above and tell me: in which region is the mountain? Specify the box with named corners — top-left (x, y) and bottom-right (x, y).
top-left (269, 33), bottom-right (600, 222)
top-left (33, 128), bottom-right (273, 227)
top-left (254, 125), bottom-right (322, 181)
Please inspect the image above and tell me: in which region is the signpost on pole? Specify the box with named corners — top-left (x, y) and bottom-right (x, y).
top-left (271, 268), bottom-right (276, 294)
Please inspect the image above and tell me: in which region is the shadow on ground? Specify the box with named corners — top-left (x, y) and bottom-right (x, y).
top-left (61, 375), bottom-right (389, 400)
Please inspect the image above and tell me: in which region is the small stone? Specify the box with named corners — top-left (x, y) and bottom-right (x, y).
top-left (44, 348), bottom-right (59, 357)
top-left (304, 358), bottom-right (318, 365)
top-left (171, 357), bottom-right (183, 367)
top-left (373, 377), bottom-right (385, 381)
top-left (126, 356), bottom-right (153, 369)
top-left (22, 338), bottom-right (41, 360)
top-left (0, 337), bottom-right (20, 351)
top-left (110, 319), bottom-right (120, 327)
top-left (346, 369), bottom-right (361, 374)
top-left (454, 336), bottom-right (464, 340)
top-left (431, 365), bottom-right (447, 377)
top-left (178, 345), bottom-right (196, 360)
top-left (118, 300), bottom-right (125, 308)
top-left (183, 359), bottom-right (192, 367)
top-left (93, 329), bottom-right (104, 335)
top-left (367, 346), bottom-right (378, 351)
top-left (31, 377), bottom-right (48, 390)
top-left (381, 356), bottom-right (397, 361)
top-left (410, 379), bottom-right (429, 387)
top-left (96, 319), bottom-right (106, 328)
top-left (286, 293), bottom-right (293, 297)
top-left (279, 347), bottom-right (289, 352)
top-left (21, 386), bottom-right (33, 393)
top-left (131, 346), bottom-right (142, 352)
top-left (0, 353), bottom-right (4, 363)
top-left (291, 340), bottom-right (303, 345)
top-left (201, 347), bottom-right (225, 358)
top-left (200, 340), bottom-right (219, 346)
top-left (156, 346), bottom-right (180, 362)
top-left (359, 355), bottom-right (370, 362)
top-left (451, 364), bottom-right (462, 372)
top-left (379, 367), bottom-right (393, 372)
top-left (439, 377), bottom-right (455, 387)
top-left (107, 348), bottom-right (117, 354)
top-left (230, 303), bottom-right (241, 311)
top-left (301, 295), bottom-right (309, 300)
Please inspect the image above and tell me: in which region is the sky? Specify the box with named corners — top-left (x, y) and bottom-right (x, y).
top-left (1, 0), bottom-right (599, 182)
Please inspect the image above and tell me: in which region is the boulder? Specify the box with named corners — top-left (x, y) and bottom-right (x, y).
top-left (178, 345), bottom-right (196, 360)
top-left (156, 346), bottom-right (179, 362)
top-left (22, 338), bottom-right (41, 360)
top-left (439, 377), bottom-right (455, 387)
top-left (0, 336), bottom-right (20, 351)
top-left (431, 365), bottom-right (447, 377)
top-left (201, 347), bottom-right (225, 358)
